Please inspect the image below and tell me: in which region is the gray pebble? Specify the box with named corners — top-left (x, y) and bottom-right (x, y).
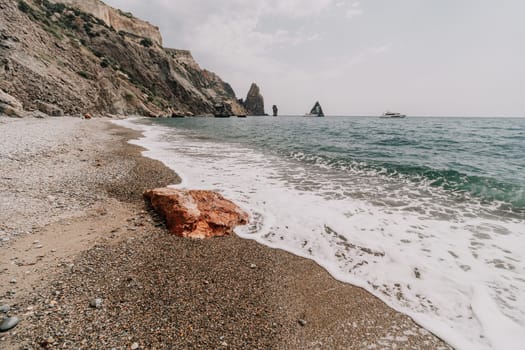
top-left (89, 298), bottom-right (103, 309)
top-left (131, 342), bottom-right (139, 349)
top-left (0, 305), bottom-right (10, 314)
top-left (0, 316), bottom-right (19, 332)
top-left (298, 319), bottom-right (307, 326)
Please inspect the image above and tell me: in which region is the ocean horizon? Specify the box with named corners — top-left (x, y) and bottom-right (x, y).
top-left (259, 115), bottom-right (525, 118)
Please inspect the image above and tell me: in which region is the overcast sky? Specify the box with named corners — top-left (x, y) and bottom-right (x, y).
top-left (104, 0), bottom-right (524, 116)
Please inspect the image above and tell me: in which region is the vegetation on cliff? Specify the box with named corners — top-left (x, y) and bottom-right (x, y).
top-left (0, 0), bottom-right (246, 117)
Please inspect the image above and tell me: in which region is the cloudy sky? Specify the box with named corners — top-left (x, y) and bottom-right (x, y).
top-left (104, 0), bottom-right (524, 116)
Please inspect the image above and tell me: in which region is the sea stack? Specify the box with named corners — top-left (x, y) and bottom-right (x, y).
top-left (272, 105), bottom-right (278, 117)
top-left (306, 101), bottom-right (324, 117)
top-left (244, 83), bottom-right (265, 116)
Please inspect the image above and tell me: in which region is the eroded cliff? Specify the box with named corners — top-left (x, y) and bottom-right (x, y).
top-left (50, 0), bottom-right (163, 46)
top-left (0, 0), bottom-right (246, 117)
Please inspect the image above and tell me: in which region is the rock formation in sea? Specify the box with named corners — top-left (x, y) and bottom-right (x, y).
top-left (143, 188), bottom-right (249, 239)
top-left (272, 105), bottom-right (278, 117)
top-left (243, 83), bottom-right (265, 116)
top-left (0, 0), bottom-right (247, 117)
top-left (307, 101), bottom-right (325, 117)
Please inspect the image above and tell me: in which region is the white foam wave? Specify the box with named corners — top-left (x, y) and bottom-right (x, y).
top-left (114, 118), bottom-right (525, 350)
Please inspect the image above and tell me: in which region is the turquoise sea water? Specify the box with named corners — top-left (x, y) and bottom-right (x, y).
top-left (153, 116), bottom-right (525, 213)
top-left (121, 116), bottom-right (525, 350)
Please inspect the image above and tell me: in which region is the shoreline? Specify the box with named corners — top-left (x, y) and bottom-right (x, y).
top-left (0, 117), bottom-right (449, 349)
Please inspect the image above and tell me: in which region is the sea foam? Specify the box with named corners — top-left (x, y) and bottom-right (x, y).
top-left (114, 118), bottom-right (525, 350)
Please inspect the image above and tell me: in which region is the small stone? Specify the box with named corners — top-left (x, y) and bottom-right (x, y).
top-left (298, 319), bottom-right (307, 327)
top-left (89, 298), bottom-right (103, 309)
top-left (0, 305), bottom-right (10, 313)
top-left (46, 336), bottom-right (55, 344)
top-left (131, 342), bottom-right (139, 349)
top-left (33, 240), bottom-right (40, 244)
top-left (9, 279), bottom-right (16, 284)
top-left (220, 341), bottom-right (228, 347)
top-left (35, 244), bottom-right (43, 249)
top-left (249, 264), bottom-right (257, 269)
top-left (0, 316), bottom-right (19, 332)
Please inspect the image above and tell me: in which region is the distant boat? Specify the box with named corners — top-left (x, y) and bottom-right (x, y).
top-left (305, 101), bottom-right (324, 117)
top-left (380, 111), bottom-right (406, 118)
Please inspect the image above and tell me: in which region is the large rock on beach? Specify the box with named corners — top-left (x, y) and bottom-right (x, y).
top-left (143, 188), bottom-right (248, 239)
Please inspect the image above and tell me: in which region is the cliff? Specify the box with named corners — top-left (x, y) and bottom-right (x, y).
top-left (243, 83), bottom-right (265, 116)
top-left (0, 0), bottom-right (246, 117)
top-left (50, 0), bottom-right (163, 46)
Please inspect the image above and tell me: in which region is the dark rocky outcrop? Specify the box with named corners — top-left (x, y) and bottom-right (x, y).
top-left (0, 89), bottom-right (25, 117)
top-left (307, 101), bottom-right (324, 117)
top-left (36, 101), bottom-right (64, 116)
top-left (0, 0), bottom-right (247, 117)
top-left (272, 105), bottom-right (278, 117)
top-left (213, 102), bottom-right (233, 118)
top-left (243, 83), bottom-right (265, 116)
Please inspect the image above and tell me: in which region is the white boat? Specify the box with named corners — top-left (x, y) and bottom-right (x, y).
top-left (380, 111), bottom-right (406, 118)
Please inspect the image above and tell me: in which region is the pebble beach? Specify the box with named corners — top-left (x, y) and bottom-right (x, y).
top-left (0, 116), bottom-right (450, 349)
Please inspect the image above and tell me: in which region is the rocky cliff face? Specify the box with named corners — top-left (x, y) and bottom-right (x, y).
top-left (0, 0), bottom-right (246, 117)
top-left (50, 0), bottom-right (163, 46)
top-left (243, 83), bottom-right (265, 116)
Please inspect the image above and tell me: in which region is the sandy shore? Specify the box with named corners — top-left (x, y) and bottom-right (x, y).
top-left (0, 116), bottom-right (450, 349)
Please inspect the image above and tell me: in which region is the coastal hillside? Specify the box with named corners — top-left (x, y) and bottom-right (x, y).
top-left (0, 0), bottom-right (247, 117)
